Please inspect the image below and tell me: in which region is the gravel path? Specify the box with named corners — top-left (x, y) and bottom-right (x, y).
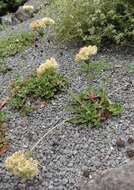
top-left (0, 1), bottom-right (134, 190)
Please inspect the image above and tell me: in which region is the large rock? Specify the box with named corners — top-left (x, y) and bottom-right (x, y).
top-left (83, 161), bottom-right (134, 190)
top-left (1, 6), bottom-right (34, 26)
top-left (12, 6), bottom-right (34, 24)
top-left (1, 14), bottom-right (13, 25)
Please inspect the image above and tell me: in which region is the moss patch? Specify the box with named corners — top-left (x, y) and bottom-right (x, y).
top-left (0, 32), bottom-right (35, 59)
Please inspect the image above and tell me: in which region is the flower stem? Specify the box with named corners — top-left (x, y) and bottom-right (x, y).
top-left (30, 118), bottom-right (68, 151)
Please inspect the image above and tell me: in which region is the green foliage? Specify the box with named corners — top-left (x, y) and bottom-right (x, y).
top-left (68, 87), bottom-right (124, 127)
top-left (50, 0), bottom-right (134, 46)
top-left (80, 60), bottom-right (112, 79)
top-left (128, 64), bottom-right (134, 73)
top-left (0, 32), bottom-right (35, 59)
top-left (0, 0), bottom-right (26, 16)
top-left (10, 72), bottom-right (68, 114)
top-left (0, 112), bottom-right (6, 126)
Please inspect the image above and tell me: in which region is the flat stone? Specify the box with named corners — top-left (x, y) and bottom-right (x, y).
top-left (12, 6), bottom-right (34, 24)
top-left (83, 161), bottom-right (134, 190)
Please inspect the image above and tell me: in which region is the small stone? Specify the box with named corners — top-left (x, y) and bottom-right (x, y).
top-left (82, 169), bottom-right (90, 178)
top-left (114, 64), bottom-right (122, 68)
top-left (127, 137), bottom-right (134, 144)
top-left (60, 52), bottom-right (63, 56)
top-left (52, 141), bottom-right (59, 147)
top-left (17, 183), bottom-right (26, 190)
top-left (68, 162), bottom-right (73, 167)
top-left (35, 37), bottom-right (39, 42)
top-left (126, 148), bottom-right (134, 158)
top-left (35, 44), bottom-right (38, 48)
top-left (116, 137), bottom-right (125, 148)
top-left (1, 122), bottom-right (8, 128)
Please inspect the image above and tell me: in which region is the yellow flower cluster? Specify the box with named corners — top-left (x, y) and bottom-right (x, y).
top-left (41, 17), bottom-right (55, 26)
top-left (5, 151), bottom-right (39, 179)
top-left (37, 58), bottom-right (59, 77)
top-left (75, 45), bottom-right (97, 62)
top-left (30, 17), bottom-right (55, 32)
top-left (22, 5), bottom-right (34, 12)
top-left (30, 19), bottom-right (45, 31)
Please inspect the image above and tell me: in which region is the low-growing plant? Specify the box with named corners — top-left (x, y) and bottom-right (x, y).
top-left (10, 60), bottom-right (68, 114)
top-left (0, 112), bottom-right (6, 125)
top-left (0, 111), bottom-right (9, 155)
top-left (75, 45), bottom-right (112, 80)
top-left (68, 87), bottom-right (124, 127)
top-left (4, 118), bottom-right (65, 180)
top-left (49, 0), bottom-right (134, 47)
top-left (0, 32), bottom-right (35, 59)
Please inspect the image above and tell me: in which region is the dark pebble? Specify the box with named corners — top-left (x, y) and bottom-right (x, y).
top-left (60, 52), bottom-right (63, 56)
top-left (35, 44), bottom-right (38, 48)
top-left (116, 137), bottom-right (125, 148)
top-left (126, 148), bottom-right (134, 158)
top-left (127, 137), bottom-right (134, 144)
top-left (82, 169), bottom-right (90, 178)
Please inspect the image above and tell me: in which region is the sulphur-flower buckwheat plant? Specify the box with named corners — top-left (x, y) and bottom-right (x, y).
top-left (22, 5), bottom-right (34, 12)
top-left (75, 45), bottom-right (97, 63)
top-left (37, 57), bottom-right (59, 77)
top-left (5, 151), bottom-right (39, 179)
top-left (4, 119), bottom-right (67, 180)
top-left (30, 17), bottom-right (55, 36)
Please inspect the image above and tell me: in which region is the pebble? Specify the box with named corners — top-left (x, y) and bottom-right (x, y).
top-left (82, 169), bottom-right (90, 178)
top-left (116, 137), bottom-right (125, 148)
top-left (126, 148), bottom-right (134, 158)
top-left (127, 137), bottom-right (134, 144)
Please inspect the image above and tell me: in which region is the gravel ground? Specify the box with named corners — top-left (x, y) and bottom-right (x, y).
top-left (0, 1), bottom-right (134, 190)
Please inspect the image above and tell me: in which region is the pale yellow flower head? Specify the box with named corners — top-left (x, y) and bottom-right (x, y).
top-left (30, 17), bottom-right (55, 32)
top-left (30, 19), bottom-right (46, 31)
top-left (75, 45), bottom-right (97, 62)
top-left (5, 151), bottom-right (39, 179)
top-left (22, 5), bottom-right (34, 12)
top-left (37, 58), bottom-right (59, 77)
top-left (41, 17), bottom-right (55, 26)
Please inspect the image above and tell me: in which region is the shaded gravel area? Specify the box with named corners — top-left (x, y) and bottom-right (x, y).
top-left (0, 1), bottom-right (134, 190)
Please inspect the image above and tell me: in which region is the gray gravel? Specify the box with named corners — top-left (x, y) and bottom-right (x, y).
top-left (0, 1), bottom-right (134, 190)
